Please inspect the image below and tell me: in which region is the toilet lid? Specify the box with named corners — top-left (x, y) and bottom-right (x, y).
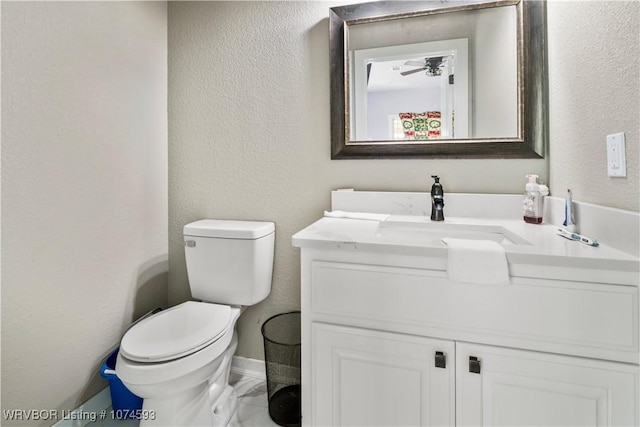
top-left (120, 301), bottom-right (231, 362)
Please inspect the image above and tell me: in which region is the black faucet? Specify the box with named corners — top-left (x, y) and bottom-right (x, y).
top-left (430, 175), bottom-right (444, 221)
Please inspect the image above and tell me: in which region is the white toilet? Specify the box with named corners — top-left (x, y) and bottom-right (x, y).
top-left (116, 219), bottom-right (275, 426)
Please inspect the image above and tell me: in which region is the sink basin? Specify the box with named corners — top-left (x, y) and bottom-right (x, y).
top-left (376, 219), bottom-right (531, 246)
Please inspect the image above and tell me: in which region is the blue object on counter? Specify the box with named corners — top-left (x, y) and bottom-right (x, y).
top-left (100, 347), bottom-right (143, 416)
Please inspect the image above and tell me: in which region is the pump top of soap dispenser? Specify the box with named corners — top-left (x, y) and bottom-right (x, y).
top-left (525, 174), bottom-right (539, 192)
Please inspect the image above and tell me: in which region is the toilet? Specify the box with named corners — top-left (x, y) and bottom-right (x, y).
top-left (116, 219), bottom-right (275, 426)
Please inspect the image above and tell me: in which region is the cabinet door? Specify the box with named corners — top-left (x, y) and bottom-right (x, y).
top-left (311, 322), bottom-right (454, 426)
top-left (456, 342), bottom-right (639, 426)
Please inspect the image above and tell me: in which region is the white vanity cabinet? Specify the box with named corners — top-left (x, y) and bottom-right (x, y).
top-left (456, 343), bottom-right (638, 426)
top-left (313, 323), bottom-right (455, 426)
top-left (296, 243), bottom-right (639, 426)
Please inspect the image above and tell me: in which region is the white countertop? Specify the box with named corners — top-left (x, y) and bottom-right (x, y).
top-left (292, 215), bottom-right (640, 286)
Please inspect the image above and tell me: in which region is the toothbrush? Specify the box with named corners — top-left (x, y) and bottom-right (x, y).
top-left (563, 189), bottom-right (576, 232)
top-left (556, 228), bottom-right (599, 247)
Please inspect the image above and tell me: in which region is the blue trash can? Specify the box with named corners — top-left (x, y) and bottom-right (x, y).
top-left (99, 347), bottom-right (143, 418)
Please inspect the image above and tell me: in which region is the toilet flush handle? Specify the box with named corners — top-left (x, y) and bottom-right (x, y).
top-left (185, 240), bottom-right (196, 248)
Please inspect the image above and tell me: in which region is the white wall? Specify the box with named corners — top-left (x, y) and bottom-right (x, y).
top-left (473, 5), bottom-right (518, 138)
top-left (1, 2), bottom-right (168, 424)
top-left (547, 0), bottom-right (639, 211)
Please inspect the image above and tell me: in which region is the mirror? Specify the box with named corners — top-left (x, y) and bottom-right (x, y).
top-left (329, 0), bottom-right (547, 159)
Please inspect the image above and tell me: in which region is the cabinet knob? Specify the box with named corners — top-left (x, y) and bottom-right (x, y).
top-left (469, 356), bottom-right (481, 374)
top-left (435, 351), bottom-right (446, 368)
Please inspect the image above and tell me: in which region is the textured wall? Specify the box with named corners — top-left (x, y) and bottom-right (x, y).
top-left (1, 2), bottom-right (168, 424)
top-left (547, 0), bottom-right (639, 211)
top-left (168, 1), bottom-right (546, 361)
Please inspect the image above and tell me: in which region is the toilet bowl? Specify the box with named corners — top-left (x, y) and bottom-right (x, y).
top-left (116, 302), bottom-right (242, 426)
top-left (116, 219), bottom-right (275, 426)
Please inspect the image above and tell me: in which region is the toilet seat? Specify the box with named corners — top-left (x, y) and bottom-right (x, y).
top-left (116, 304), bottom-right (241, 388)
top-left (120, 301), bottom-right (231, 362)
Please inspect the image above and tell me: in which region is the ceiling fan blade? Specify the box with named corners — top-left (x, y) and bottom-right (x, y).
top-left (400, 67), bottom-right (426, 76)
top-left (404, 60), bottom-right (426, 67)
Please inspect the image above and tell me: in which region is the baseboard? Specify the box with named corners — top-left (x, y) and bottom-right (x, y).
top-left (230, 356), bottom-right (266, 380)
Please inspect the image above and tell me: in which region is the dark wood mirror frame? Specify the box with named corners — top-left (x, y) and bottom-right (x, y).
top-left (330, 0), bottom-right (547, 159)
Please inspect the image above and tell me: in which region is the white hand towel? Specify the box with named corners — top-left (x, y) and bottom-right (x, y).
top-left (441, 238), bottom-right (510, 285)
top-left (324, 210), bottom-right (390, 221)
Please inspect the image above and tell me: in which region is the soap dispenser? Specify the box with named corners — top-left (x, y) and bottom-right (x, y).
top-left (523, 174), bottom-right (542, 224)
top-left (430, 175), bottom-right (445, 221)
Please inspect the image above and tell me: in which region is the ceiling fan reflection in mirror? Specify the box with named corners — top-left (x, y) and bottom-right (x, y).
top-left (401, 56), bottom-right (446, 77)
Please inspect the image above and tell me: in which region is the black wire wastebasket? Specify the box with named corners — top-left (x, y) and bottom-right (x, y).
top-left (261, 311), bottom-right (301, 427)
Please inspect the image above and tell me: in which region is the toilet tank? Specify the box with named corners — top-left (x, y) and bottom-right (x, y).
top-left (183, 220), bottom-right (275, 306)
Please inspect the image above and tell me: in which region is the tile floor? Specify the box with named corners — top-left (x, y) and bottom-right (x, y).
top-left (228, 373), bottom-right (279, 427)
top-left (90, 372), bottom-right (278, 427)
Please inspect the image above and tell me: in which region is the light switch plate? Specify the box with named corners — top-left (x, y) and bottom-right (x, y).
top-left (606, 133), bottom-right (626, 177)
